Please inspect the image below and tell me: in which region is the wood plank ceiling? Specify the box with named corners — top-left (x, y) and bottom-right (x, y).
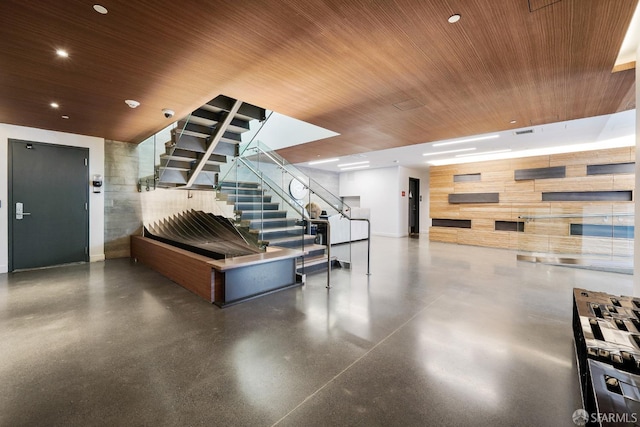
top-left (0, 0), bottom-right (636, 164)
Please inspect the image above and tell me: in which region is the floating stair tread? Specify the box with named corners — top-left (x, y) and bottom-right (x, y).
top-left (160, 153), bottom-right (225, 165)
top-left (175, 128), bottom-right (241, 144)
top-left (299, 244), bottom-right (327, 253)
top-left (238, 210), bottom-right (288, 217)
top-left (249, 226), bottom-right (304, 234)
top-left (220, 181), bottom-right (261, 188)
top-left (189, 114), bottom-right (250, 134)
top-left (241, 217), bottom-right (297, 225)
top-left (297, 254), bottom-right (337, 268)
top-left (267, 234), bottom-right (316, 244)
top-left (203, 95), bottom-right (266, 122)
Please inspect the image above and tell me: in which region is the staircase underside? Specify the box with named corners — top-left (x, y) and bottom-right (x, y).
top-left (152, 94), bottom-right (265, 190)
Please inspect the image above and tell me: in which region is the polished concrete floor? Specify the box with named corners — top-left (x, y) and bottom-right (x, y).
top-left (0, 236), bottom-right (634, 426)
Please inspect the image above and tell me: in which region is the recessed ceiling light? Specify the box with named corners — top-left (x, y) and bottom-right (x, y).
top-left (56, 49), bottom-right (69, 58)
top-left (125, 99), bottom-right (140, 108)
top-left (50, 102), bottom-right (59, 108)
top-left (448, 14), bottom-right (461, 23)
top-left (93, 4), bottom-right (108, 14)
top-left (510, 120), bottom-right (517, 124)
top-left (61, 115), bottom-right (70, 119)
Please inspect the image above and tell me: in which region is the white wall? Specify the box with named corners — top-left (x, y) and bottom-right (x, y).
top-left (243, 111), bottom-right (339, 150)
top-left (0, 124), bottom-right (105, 273)
top-left (339, 166), bottom-right (430, 237)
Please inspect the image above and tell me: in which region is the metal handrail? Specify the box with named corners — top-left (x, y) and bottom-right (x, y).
top-left (519, 213), bottom-right (633, 220)
top-left (309, 219), bottom-right (331, 288)
top-left (349, 218), bottom-right (371, 276)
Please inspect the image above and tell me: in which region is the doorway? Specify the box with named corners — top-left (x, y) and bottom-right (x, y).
top-left (8, 139), bottom-right (89, 271)
top-left (409, 177), bottom-right (420, 236)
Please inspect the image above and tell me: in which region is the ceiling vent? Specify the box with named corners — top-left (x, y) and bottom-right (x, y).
top-left (514, 129), bottom-right (534, 135)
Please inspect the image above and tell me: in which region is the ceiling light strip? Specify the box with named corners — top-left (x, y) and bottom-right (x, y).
top-left (432, 134), bottom-right (499, 147)
top-left (422, 148), bottom-right (476, 157)
top-left (427, 135), bottom-right (634, 166)
top-left (338, 161), bottom-right (369, 167)
top-left (455, 149), bottom-right (511, 158)
top-left (308, 158), bottom-right (340, 165)
top-left (340, 165), bottom-right (370, 171)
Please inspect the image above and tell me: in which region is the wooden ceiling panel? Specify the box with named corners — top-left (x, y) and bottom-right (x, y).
top-left (0, 0), bottom-right (636, 163)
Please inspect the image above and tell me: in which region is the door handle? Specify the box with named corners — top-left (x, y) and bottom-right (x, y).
top-left (16, 202), bottom-right (31, 220)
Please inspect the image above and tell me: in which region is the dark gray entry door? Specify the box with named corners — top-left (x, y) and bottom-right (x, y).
top-left (9, 139), bottom-right (89, 271)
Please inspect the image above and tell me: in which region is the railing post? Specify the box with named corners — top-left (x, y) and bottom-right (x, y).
top-left (348, 218), bottom-right (371, 276)
top-left (309, 218), bottom-right (331, 288)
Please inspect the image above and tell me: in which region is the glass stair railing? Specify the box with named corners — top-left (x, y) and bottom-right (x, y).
top-left (517, 205), bottom-right (634, 274)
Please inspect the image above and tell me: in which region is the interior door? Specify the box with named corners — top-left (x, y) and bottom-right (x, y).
top-left (409, 177), bottom-right (420, 235)
top-left (9, 139), bottom-right (89, 271)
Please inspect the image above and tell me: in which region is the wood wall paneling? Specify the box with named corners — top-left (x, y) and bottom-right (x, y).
top-left (534, 176), bottom-right (614, 192)
top-left (614, 174), bottom-right (635, 190)
top-left (549, 148), bottom-right (632, 167)
top-left (429, 227), bottom-right (458, 243)
top-left (456, 229), bottom-right (511, 248)
top-left (429, 147), bottom-right (635, 252)
top-left (510, 156), bottom-right (551, 170)
top-left (565, 164), bottom-right (587, 178)
top-left (459, 205), bottom-right (514, 220)
top-left (474, 218), bottom-right (497, 231)
top-left (131, 236), bottom-right (215, 302)
top-left (500, 191), bottom-right (542, 203)
top-left (454, 181), bottom-right (505, 193)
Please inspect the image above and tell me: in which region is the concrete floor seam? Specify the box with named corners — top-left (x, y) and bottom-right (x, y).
top-left (270, 293), bottom-right (446, 426)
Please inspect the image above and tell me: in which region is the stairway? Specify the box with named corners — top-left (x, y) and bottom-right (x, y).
top-left (217, 181), bottom-right (332, 274)
top-left (145, 94), bottom-right (333, 275)
top-left (155, 95), bottom-right (265, 189)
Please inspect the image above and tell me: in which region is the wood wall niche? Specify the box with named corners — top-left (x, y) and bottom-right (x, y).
top-left (429, 147), bottom-right (635, 253)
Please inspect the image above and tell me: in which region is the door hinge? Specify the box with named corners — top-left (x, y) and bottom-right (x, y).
top-left (85, 247), bottom-right (88, 255)
top-left (85, 203), bottom-right (88, 211)
top-left (84, 158), bottom-right (88, 166)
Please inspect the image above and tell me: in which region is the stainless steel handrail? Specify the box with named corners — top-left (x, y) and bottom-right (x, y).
top-left (309, 219), bottom-right (331, 288)
top-left (349, 218), bottom-right (371, 276)
top-left (519, 213), bottom-right (633, 220)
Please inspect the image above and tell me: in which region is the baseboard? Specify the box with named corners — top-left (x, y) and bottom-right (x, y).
top-left (90, 254), bottom-right (106, 262)
top-left (0, 264), bottom-right (7, 274)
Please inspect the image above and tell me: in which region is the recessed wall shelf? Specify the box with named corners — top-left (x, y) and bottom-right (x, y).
top-left (541, 191), bottom-right (632, 202)
top-left (495, 221), bottom-right (524, 232)
top-left (453, 173), bottom-right (481, 182)
top-left (448, 193), bottom-right (499, 204)
top-left (586, 162), bottom-right (635, 176)
top-left (432, 219), bottom-right (472, 228)
top-left (514, 166), bottom-right (566, 180)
